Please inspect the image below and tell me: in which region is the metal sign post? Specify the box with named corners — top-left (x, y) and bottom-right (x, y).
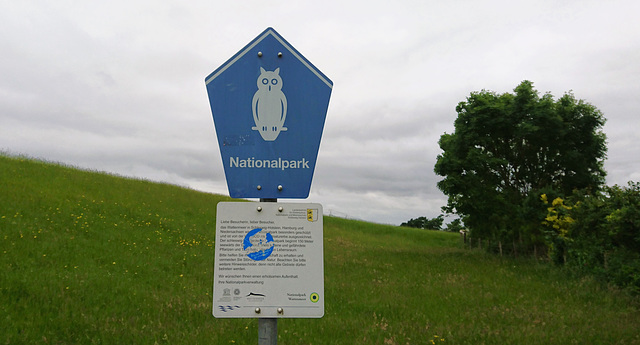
top-left (259, 198), bottom-right (277, 345)
top-left (206, 27), bottom-right (331, 344)
top-left (259, 318), bottom-right (277, 345)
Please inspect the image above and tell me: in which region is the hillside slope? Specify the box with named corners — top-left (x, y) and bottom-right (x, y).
top-left (1, 154), bottom-right (639, 344)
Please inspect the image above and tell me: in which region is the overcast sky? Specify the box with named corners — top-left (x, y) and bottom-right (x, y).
top-left (2, 0), bottom-right (639, 225)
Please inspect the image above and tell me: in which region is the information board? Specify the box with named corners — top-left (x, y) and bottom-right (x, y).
top-left (212, 202), bottom-right (324, 318)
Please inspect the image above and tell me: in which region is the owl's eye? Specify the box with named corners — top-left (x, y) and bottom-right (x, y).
top-left (262, 78), bottom-right (269, 85)
top-left (271, 79), bottom-right (278, 85)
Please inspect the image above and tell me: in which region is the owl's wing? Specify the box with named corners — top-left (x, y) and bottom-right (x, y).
top-left (280, 92), bottom-right (287, 124)
top-left (251, 92), bottom-right (260, 129)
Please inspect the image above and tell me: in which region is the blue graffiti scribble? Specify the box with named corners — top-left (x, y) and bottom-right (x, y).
top-left (218, 305), bottom-right (241, 312)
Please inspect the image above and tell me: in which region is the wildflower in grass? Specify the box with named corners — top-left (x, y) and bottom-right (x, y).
top-left (429, 335), bottom-right (445, 344)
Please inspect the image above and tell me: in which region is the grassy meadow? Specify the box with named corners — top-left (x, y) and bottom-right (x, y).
top-left (1, 154), bottom-right (639, 344)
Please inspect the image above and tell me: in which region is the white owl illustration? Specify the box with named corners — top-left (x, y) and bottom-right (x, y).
top-left (252, 67), bottom-right (287, 141)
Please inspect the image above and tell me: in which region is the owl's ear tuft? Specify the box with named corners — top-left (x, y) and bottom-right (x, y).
top-left (274, 67), bottom-right (280, 75)
top-left (260, 67), bottom-right (266, 74)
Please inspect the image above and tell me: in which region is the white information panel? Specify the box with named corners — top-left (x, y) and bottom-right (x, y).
top-left (213, 202), bottom-right (324, 318)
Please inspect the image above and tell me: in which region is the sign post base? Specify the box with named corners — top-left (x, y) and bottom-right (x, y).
top-left (259, 318), bottom-right (277, 345)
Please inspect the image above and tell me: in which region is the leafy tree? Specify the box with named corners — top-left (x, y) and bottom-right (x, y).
top-left (434, 81), bottom-right (607, 252)
top-left (401, 217), bottom-right (427, 229)
top-left (445, 218), bottom-right (464, 233)
top-left (424, 215), bottom-right (444, 230)
top-left (401, 215), bottom-right (444, 230)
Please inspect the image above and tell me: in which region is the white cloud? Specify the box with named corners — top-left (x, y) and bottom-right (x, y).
top-left (1, 0), bottom-right (639, 225)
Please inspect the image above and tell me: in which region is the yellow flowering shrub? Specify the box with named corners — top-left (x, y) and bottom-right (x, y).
top-left (541, 194), bottom-right (576, 264)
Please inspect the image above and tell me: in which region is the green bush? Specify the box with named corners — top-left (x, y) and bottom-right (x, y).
top-left (544, 182), bottom-right (640, 292)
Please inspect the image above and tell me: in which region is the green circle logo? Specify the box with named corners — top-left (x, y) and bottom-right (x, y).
top-left (310, 292), bottom-right (319, 303)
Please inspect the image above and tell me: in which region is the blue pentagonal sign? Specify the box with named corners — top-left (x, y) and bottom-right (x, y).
top-left (205, 27), bottom-right (332, 199)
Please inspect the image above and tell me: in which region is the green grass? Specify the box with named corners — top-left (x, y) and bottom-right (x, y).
top-left (1, 154), bottom-right (639, 344)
